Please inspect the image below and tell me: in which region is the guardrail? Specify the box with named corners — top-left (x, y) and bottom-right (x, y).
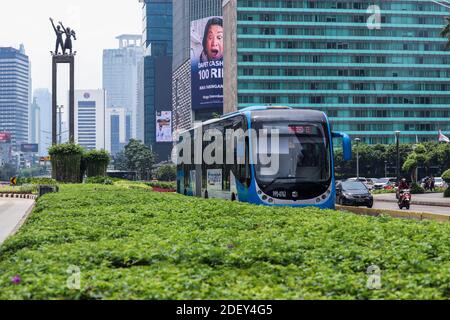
top-left (0, 194), bottom-right (38, 200)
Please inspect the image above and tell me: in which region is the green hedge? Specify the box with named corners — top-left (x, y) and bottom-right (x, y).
top-left (49, 144), bottom-right (84, 183)
top-left (17, 178), bottom-right (57, 186)
top-left (0, 184), bottom-right (449, 300)
top-left (155, 165), bottom-right (176, 182)
top-left (85, 176), bottom-right (113, 185)
top-left (444, 188), bottom-right (450, 198)
top-left (410, 182), bottom-right (425, 195)
top-left (83, 150), bottom-right (111, 178)
top-left (146, 181), bottom-right (176, 190)
top-left (0, 185), bottom-right (37, 195)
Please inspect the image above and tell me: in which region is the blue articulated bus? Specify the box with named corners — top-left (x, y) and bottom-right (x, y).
top-left (176, 106), bottom-right (352, 209)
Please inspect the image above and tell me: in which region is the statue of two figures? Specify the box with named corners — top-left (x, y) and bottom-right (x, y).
top-left (50, 17), bottom-right (77, 55)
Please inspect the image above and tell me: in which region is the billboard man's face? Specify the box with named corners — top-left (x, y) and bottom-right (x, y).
top-left (205, 25), bottom-right (223, 61)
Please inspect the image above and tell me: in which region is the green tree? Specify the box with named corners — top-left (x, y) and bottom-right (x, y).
top-left (120, 140), bottom-right (155, 181)
top-left (113, 151), bottom-right (128, 171)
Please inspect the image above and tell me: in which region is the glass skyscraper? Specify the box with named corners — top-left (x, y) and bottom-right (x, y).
top-left (0, 46), bottom-right (30, 148)
top-left (142, 0), bottom-right (173, 161)
top-left (103, 35), bottom-right (143, 144)
top-left (224, 0), bottom-right (450, 144)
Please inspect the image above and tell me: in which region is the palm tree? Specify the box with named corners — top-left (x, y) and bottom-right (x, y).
top-left (441, 17), bottom-right (450, 49)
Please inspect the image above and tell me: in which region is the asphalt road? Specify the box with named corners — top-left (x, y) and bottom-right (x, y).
top-left (372, 201), bottom-right (450, 216)
top-left (0, 198), bottom-right (34, 245)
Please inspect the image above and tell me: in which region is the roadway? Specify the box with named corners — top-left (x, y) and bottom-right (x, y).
top-left (372, 193), bottom-right (450, 216)
top-left (0, 198), bottom-right (35, 245)
top-left (372, 201), bottom-right (450, 216)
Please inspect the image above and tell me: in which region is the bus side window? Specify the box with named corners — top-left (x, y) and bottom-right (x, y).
top-left (223, 121), bottom-right (233, 191)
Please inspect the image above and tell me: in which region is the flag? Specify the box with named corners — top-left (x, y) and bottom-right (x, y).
top-left (438, 130), bottom-right (450, 143)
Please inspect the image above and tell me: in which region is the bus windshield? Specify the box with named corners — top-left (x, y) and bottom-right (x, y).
top-left (252, 122), bottom-right (331, 188)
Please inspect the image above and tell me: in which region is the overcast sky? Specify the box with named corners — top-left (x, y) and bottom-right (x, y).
top-left (0, 0), bottom-right (142, 92)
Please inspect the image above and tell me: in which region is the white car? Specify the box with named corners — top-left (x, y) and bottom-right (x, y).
top-left (347, 177), bottom-right (373, 191)
top-left (434, 177), bottom-right (448, 189)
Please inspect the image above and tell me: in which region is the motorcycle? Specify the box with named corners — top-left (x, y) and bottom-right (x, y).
top-left (398, 189), bottom-right (411, 210)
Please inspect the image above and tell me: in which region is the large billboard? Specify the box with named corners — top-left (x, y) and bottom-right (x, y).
top-left (21, 144), bottom-right (39, 153)
top-left (191, 16), bottom-right (224, 111)
top-left (156, 111), bottom-right (172, 143)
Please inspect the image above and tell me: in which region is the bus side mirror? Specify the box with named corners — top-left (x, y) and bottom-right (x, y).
top-left (332, 132), bottom-right (352, 161)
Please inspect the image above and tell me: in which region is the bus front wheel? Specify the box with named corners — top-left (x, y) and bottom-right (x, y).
top-left (231, 193), bottom-right (237, 202)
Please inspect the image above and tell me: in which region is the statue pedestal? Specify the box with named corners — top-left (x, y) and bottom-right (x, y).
top-left (52, 54), bottom-right (75, 145)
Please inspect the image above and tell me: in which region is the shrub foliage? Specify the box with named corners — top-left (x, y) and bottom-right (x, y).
top-left (0, 185), bottom-right (449, 300)
top-left (155, 165), bottom-right (176, 182)
top-left (48, 143), bottom-right (84, 183)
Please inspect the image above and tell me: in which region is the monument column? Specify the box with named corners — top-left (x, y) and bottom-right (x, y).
top-left (51, 54), bottom-right (76, 145)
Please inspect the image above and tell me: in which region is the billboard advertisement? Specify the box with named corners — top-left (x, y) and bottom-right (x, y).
top-left (156, 111), bottom-right (172, 143)
top-left (0, 132), bottom-right (11, 143)
top-left (21, 144), bottom-right (39, 153)
top-left (191, 16), bottom-right (224, 111)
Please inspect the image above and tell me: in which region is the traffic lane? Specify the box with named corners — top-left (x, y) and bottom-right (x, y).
top-left (372, 201), bottom-right (450, 216)
top-left (0, 198), bottom-right (35, 245)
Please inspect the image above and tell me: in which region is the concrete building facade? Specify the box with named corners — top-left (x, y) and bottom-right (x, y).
top-left (74, 90), bottom-right (106, 151)
top-left (142, 0), bottom-right (173, 162)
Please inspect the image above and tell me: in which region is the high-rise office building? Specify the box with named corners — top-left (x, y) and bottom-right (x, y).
top-left (0, 46), bottom-right (30, 148)
top-left (103, 35), bottom-right (143, 145)
top-left (33, 88), bottom-right (52, 156)
top-left (74, 90), bottom-right (106, 151)
top-left (223, 0), bottom-right (450, 144)
top-left (142, 0), bottom-right (173, 162)
top-left (30, 98), bottom-right (40, 146)
top-left (172, 0), bottom-right (223, 134)
top-left (105, 107), bottom-right (132, 156)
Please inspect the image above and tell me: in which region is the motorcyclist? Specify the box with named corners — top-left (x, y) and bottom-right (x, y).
top-left (397, 178), bottom-right (410, 199)
top-left (398, 178), bottom-right (409, 191)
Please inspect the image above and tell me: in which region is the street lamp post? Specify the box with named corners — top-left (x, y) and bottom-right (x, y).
top-left (385, 161), bottom-right (388, 178)
top-left (395, 131), bottom-right (401, 183)
top-left (355, 138), bottom-right (361, 180)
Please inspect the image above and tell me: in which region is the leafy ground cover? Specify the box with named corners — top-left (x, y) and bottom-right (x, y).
top-left (0, 184), bottom-right (449, 300)
top-left (0, 185), bottom-right (37, 195)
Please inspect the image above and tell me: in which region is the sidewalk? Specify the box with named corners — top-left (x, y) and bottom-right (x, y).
top-left (0, 198), bottom-right (35, 245)
top-left (374, 193), bottom-right (450, 208)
